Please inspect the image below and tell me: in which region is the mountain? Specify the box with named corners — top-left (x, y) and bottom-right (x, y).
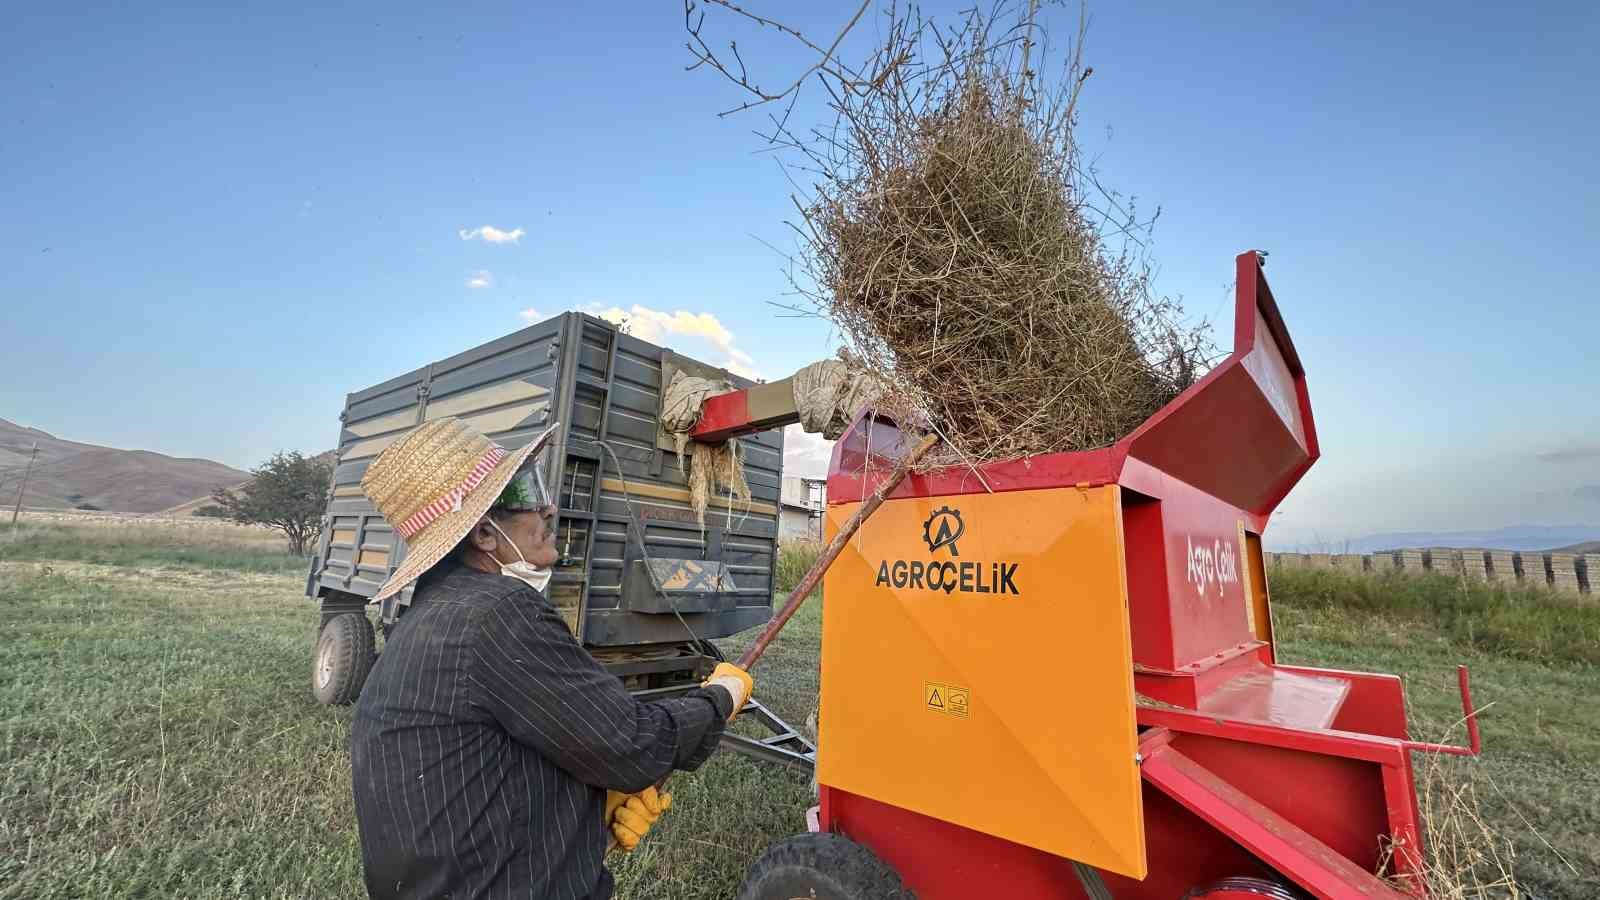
top-left (1276, 525), bottom-right (1600, 554)
top-left (1555, 540), bottom-right (1600, 554)
top-left (0, 418), bottom-right (250, 514)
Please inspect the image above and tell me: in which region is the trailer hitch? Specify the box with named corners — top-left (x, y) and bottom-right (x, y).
top-left (1401, 665), bottom-right (1482, 757)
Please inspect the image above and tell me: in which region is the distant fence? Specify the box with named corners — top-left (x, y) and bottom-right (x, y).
top-left (1267, 549), bottom-right (1595, 597)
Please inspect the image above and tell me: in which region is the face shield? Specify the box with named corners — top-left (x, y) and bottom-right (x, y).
top-left (493, 445), bottom-right (555, 524)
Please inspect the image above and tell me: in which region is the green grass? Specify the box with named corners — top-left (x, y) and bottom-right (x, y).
top-left (772, 539), bottom-right (822, 597)
top-left (0, 567), bottom-right (359, 899)
top-left (1, 541), bottom-right (1596, 897)
top-left (1269, 566), bottom-right (1600, 666)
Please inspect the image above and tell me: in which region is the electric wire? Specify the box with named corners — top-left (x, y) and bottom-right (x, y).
top-left (593, 439), bottom-right (719, 662)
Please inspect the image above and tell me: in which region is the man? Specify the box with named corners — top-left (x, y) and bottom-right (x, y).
top-left (350, 417), bottom-right (754, 900)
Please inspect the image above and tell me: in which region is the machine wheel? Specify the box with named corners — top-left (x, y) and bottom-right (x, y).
top-left (736, 833), bottom-right (913, 900)
top-left (312, 612), bottom-right (375, 706)
top-left (1184, 876), bottom-right (1300, 899)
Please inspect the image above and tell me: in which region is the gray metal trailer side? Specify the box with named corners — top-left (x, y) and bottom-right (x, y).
top-left (304, 311), bottom-right (812, 769)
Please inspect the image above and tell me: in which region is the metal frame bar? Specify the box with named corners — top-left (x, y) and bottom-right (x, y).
top-left (632, 684), bottom-right (815, 773)
top-left (721, 697), bottom-right (816, 772)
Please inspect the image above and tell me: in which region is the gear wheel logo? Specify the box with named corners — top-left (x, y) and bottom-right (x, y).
top-left (922, 506), bottom-right (964, 556)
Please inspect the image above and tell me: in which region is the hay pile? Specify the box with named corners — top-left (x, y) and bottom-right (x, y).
top-left (783, 4), bottom-right (1212, 463)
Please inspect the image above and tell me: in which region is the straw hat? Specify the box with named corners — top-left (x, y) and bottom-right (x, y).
top-left (361, 417), bottom-right (558, 602)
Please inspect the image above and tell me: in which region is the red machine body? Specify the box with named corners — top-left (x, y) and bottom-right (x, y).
top-left (816, 253), bottom-right (1478, 900)
top-left (696, 252), bottom-right (1477, 899)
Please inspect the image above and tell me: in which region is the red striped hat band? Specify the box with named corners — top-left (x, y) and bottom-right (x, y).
top-left (394, 446), bottom-right (508, 539)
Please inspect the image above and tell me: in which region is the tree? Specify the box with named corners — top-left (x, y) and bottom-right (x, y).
top-left (213, 451), bottom-right (333, 555)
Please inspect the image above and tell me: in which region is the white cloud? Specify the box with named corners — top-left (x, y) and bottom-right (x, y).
top-left (595, 304), bottom-right (761, 379)
top-left (459, 225), bottom-right (526, 244)
top-left (467, 270), bottom-right (493, 289)
top-left (783, 424), bottom-right (834, 478)
top-left (518, 308), bottom-right (543, 323)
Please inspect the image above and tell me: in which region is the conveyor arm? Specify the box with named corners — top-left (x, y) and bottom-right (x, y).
top-left (689, 376), bottom-right (803, 442)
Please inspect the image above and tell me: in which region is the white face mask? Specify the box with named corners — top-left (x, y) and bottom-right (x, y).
top-left (486, 519), bottom-right (553, 594)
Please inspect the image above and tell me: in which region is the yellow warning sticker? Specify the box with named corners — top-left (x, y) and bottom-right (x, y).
top-left (945, 685), bottom-right (970, 718)
top-left (924, 681), bottom-right (970, 719)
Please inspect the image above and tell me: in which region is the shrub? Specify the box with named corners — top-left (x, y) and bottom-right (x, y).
top-left (775, 540), bottom-right (823, 598)
top-left (1269, 566), bottom-right (1600, 666)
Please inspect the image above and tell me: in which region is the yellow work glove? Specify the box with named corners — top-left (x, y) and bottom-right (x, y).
top-left (604, 786), bottom-right (672, 851)
top-left (702, 662), bottom-right (754, 720)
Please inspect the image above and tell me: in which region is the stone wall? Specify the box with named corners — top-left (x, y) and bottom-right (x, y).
top-left (1268, 547), bottom-right (1595, 597)
top-left (1426, 548), bottom-right (1461, 576)
top-left (1519, 552), bottom-right (1549, 588)
top-left (1458, 549), bottom-right (1489, 581)
top-left (1486, 550), bottom-right (1517, 582)
top-left (1549, 553), bottom-right (1581, 592)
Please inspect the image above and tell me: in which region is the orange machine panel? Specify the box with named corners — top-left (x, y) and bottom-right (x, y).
top-left (818, 486), bottom-right (1147, 878)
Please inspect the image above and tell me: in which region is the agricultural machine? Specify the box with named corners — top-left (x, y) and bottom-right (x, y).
top-left (691, 252), bottom-right (1481, 899)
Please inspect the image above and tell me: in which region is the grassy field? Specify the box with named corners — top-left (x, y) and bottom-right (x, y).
top-left (2, 521), bottom-right (1596, 898)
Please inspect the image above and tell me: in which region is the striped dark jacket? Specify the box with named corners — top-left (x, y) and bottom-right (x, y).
top-left (350, 560), bottom-right (731, 900)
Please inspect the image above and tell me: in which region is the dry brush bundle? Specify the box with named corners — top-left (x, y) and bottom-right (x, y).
top-left (688, 1), bottom-right (1214, 463)
top-left (660, 371), bottom-right (753, 526)
top-left (1382, 729), bottom-right (1525, 899)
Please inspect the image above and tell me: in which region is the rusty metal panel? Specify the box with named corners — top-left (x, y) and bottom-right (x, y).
top-left (621, 558), bottom-right (741, 614)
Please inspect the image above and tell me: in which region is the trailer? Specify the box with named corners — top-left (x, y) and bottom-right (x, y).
top-left (305, 311), bottom-right (814, 770)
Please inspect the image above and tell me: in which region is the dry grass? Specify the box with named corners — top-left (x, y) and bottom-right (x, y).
top-left (773, 539), bottom-right (823, 597)
top-left (10, 508), bottom-right (285, 546)
top-left (755, 3), bottom-right (1213, 462)
top-left (1, 514), bottom-right (302, 574)
top-left (684, 441), bottom-right (751, 527)
top-left (1407, 751), bottom-right (1524, 898)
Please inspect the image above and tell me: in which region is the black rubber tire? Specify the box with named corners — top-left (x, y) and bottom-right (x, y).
top-left (736, 833), bottom-right (914, 900)
top-left (312, 612), bottom-right (375, 706)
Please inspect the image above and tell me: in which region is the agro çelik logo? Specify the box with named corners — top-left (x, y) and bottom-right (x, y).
top-left (922, 506), bottom-right (964, 556)
top-left (874, 504), bottom-right (1020, 596)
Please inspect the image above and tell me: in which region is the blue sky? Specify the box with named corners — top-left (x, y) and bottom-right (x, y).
top-left (3, 1), bottom-right (1596, 547)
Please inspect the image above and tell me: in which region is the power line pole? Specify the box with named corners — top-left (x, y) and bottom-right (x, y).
top-left (10, 442), bottom-right (38, 526)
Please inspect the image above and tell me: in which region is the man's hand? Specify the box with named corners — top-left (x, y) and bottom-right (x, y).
top-left (604, 786), bottom-right (672, 851)
top-left (702, 662), bottom-right (753, 720)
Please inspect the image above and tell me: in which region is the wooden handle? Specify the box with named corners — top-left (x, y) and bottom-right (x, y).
top-left (641, 433), bottom-right (939, 804)
top-left (736, 433), bottom-right (939, 671)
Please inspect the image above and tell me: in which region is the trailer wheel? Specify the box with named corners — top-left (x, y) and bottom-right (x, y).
top-left (736, 833), bottom-right (912, 900)
top-left (312, 612), bottom-right (375, 706)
